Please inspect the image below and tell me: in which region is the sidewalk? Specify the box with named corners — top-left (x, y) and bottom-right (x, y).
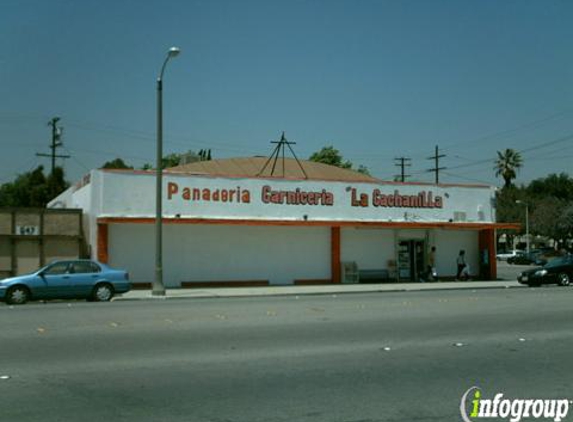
top-left (115, 279), bottom-right (523, 301)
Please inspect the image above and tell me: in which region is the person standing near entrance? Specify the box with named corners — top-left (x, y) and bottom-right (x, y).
top-left (456, 249), bottom-right (466, 280)
top-left (428, 246), bottom-right (437, 281)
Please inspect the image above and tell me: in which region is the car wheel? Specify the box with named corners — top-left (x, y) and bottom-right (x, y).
top-left (558, 273), bottom-right (570, 287)
top-left (6, 285), bottom-right (30, 305)
top-left (92, 283), bottom-right (114, 302)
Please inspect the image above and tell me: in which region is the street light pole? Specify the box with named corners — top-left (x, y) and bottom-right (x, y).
top-left (153, 46), bottom-right (180, 297)
top-left (516, 200), bottom-right (530, 254)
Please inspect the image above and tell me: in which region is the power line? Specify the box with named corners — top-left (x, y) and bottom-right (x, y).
top-left (347, 109), bottom-right (573, 161)
top-left (64, 146), bottom-right (150, 162)
top-left (55, 112), bottom-right (573, 168)
top-left (3, 107), bottom-right (572, 161)
top-left (441, 171), bottom-right (493, 185)
top-left (525, 153), bottom-right (573, 162)
top-left (518, 133), bottom-right (573, 155)
top-left (66, 121), bottom-right (262, 156)
top-left (0, 157), bottom-right (40, 183)
top-left (393, 157), bottom-right (411, 182)
top-left (61, 147), bottom-right (93, 173)
top-left (440, 109), bottom-right (573, 150)
top-left (426, 145), bottom-right (446, 184)
top-left (12, 113), bottom-right (573, 186)
top-left (445, 132), bottom-right (573, 172)
top-left (447, 157), bottom-right (492, 172)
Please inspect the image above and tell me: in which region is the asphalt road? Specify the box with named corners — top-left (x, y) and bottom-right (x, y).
top-left (1, 287), bottom-right (572, 422)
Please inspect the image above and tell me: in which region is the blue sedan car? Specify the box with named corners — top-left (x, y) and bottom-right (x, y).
top-left (0, 260), bottom-right (130, 305)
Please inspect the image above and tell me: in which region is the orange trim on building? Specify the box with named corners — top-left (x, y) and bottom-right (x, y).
top-left (479, 228), bottom-right (497, 280)
top-left (331, 227), bottom-right (341, 284)
top-left (97, 223), bottom-right (109, 264)
top-left (487, 229), bottom-right (497, 280)
top-left (97, 216), bottom-right (520, 231)
top-left (98, 217), bottom-right (515, 284)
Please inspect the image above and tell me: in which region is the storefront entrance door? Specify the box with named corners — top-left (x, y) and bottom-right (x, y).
top-left (398, 240), bottom-right (425, 282)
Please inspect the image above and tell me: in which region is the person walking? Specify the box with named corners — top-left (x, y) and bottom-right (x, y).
top-left (456, 250), bottom-right (466, 280)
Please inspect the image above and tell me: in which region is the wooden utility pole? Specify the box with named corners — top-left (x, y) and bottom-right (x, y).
top-left (36, 117), bottom-right (70, 176)
top-left (427, 145), bottom-right (446, 184)
top-left (394, 157), bottom-right (411, 182)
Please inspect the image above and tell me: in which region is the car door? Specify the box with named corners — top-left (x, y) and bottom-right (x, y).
top-left (69, 261), bottom-right (101, 298)
top-left (40, 261), bottom-right (74, 299)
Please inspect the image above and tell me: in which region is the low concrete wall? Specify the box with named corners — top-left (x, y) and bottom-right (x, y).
top-left (0, 208), bottom-right (87, 278)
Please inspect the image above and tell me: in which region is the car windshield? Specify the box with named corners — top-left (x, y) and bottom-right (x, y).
top-left (544, 256), bottom-right (572, 268)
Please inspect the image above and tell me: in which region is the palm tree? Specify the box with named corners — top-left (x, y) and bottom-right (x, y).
top-left (495, 149), bottom-right (523, 188)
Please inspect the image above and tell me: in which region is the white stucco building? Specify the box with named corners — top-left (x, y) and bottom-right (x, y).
top-left (49, 157), bottom-right (515, 288)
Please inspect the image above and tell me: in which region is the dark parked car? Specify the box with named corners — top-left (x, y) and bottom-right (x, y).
top-left (517, 255), bottom-right (573, 287)
top-left (507, 249), bottom-right (547, 265)
top-left (0, 260), bottom-right (130, 305)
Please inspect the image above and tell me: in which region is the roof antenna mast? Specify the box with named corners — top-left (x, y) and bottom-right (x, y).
top-left (257, 132), bottom-right (308, 179)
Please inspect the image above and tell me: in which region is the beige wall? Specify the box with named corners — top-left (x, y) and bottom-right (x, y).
top-left (0, 212), bottom-right (12, 235)
top-left (0, 209), bottom-right (85, 277)
top-left (44, 239), bottom-right (81, 263)
top-left (44, 213), bottom-right (81, 235)
top-left (15, 240), bottom-right (40, 275)
top-left (0, 238), bottom-right (11, 279)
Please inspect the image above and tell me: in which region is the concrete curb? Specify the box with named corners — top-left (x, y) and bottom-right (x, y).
top-left (114, 280), bottom-right (524, 302)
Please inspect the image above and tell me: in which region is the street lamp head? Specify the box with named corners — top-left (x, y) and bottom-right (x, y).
top-left (515, 200), bottom-right (523, 204)
top-left (158, 46), bottom-right (181, 81)
top-left (168, 47), bottom-right (181, 58)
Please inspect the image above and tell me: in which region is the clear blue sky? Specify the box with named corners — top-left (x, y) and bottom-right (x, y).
top-left (1, 0), bottom-right (572, 187)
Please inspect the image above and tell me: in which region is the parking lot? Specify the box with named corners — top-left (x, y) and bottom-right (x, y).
top-left (496, 258), bottom-right (537, 281)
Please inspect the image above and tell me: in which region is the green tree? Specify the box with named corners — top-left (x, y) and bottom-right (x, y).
top-left (309, 146), bottom-right (352, 169)
top-left (0, 166), bottom-right (69, 207)
top-left (142, 153), bottom-right (182, 170)
top-left (494, 149), bottom-right (523, 188)
top-left (495, 185), bottom-right (527, 249)
top-left (161, 153), bottom-right (182, 168)
top-left (101, 158), bottom-right (133, 169)
top-left (0, 166), bottom-right (48, 207)
top-left (526, 173), bottom-right (573, 201)
top-left (309, 146), bottom-right (370, 175)
top-left (495, 186), bottom-right (525, 224)
top-left (529, 196), bottom-right (565, 241)
top-left (356, 164), bottom-right (371, 176)
top-left (495, 172), bottom-right (573, 249)
top-left (142, 150), bottom-right (212, 170)
top-left (559, 203), bottom-right (573, 241)
top-left (46, 167), bottom-right (70, 198)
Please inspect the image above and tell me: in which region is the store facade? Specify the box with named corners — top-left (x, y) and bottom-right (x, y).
top-left (49, 158), bottom-right (515, 288)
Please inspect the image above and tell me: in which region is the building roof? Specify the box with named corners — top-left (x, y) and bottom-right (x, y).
top-left (166, 157), bottom-right (380, 182)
